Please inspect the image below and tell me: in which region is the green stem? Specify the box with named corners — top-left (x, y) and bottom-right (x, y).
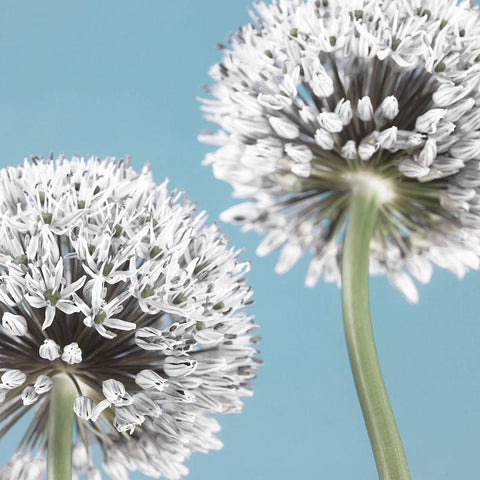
top-left (47, 373), bottom-right (76, 480)
top-left (342, 185), bottom-right (410, 480)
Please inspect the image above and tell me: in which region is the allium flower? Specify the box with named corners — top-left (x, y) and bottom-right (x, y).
top-left (201, 0), bottom-right (480, 303)
top-left (0, 156), bottom-right (259, 479)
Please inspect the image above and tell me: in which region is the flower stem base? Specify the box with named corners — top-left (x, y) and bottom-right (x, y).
top-left (47, 373), bottom-right (76, 480)
top-left (342, 185), bottom-right (410, 480)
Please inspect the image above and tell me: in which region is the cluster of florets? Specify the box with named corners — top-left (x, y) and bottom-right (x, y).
top-left (201, 0), bottom-right (480, 302)
top-left (0, 156), bottom-right (259, 479)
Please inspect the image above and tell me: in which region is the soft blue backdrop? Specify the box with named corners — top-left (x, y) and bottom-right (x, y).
top-left (0, 1), bottom-right (479, 479)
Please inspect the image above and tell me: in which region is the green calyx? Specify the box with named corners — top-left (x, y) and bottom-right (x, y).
top-left (141, 285), bottom-right (155, 299)
top-left (42, 212), bottom-right (53, 224)
top-left (45, 289), bottom-right (60, 306)
top-left (103, 262), bottom-right (114, 276)
top-left (16, 254), bottom-right (29, 265)
top-left (150, 246), bottom-right (162, 259)
top-left (94, 310), bottom-right (107, 324)
top-left (213, 302), bottom-right (225, 311)
top-left (173, 293), bottom-right (187, 305)
top-left (108, 223), bottom-right (122, 237)
top-left (391, 36), bottom-right (401, 51)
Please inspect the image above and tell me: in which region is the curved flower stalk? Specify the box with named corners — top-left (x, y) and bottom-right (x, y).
top-left (0, 156), bottom-right (259, 479)
top-left (200, 0), bottom-right (480, 478)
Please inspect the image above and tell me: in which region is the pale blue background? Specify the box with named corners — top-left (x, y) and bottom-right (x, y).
top-left (0, 1), bottom-right (479, 479)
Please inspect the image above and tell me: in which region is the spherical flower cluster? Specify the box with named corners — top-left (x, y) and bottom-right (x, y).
top-left (0, 156), bottom-right (259, 479)
top-left (201, 0), bottom-right (480, 302)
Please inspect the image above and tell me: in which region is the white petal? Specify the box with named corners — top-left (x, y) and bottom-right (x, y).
top-left (285, 143), bottom-right (313, 163)
top-left (310, 68), bottom-right (334, 97)
top-left (132, 392), bottom-right (162, 417)
top-left (377, 127), bottom-right (398, 149)
top-left (314, 128), bottom-right (334, 150)
top-left (61, 275), bottom-right (86, 297)
top-left (56, 301), bottom-right (80, 315)
top-left (417, 138), bottom-right (437, 168)
top-left (415, 109), bottom-right (446, 134)
top-left (375, 95), bottom-right (399, 124)
top-left (269, 116), bottom-right (300, 139)
top-left (406, 257), bottom-right (433, 284)
top-left (103, 379), bottom-right (132, 406)
top-left (163, 356), bottom-right (198, 377)
top-left (317, 112), bottom-right (343, 133)
top-left (358, 142), bottom-right (379, 161)
top-left (135, 369), bottom-right (167, 391)
top-left (335, 99), bottom-right (353, 125)
top-left (104, 318), bottom-right (136, 331)
top-left (275, 242), bottom-right (303, 274)
top-left (72, 441), bottom-right (89, 471)
top-left (305, 255), bottom-right (325, 288)
top-left (433, 83), bottom-right (472, 107)
top-left (85, 466), bottom-right (102, 480)
top-left (291, 163), bottom-right (312, 178)
top-left (398, 159), bottom-right (430, 178)
top-left (388, 271), bottom-right (419, 304)
top-left (219, 202), bottom-right (261, 224)
top-left (42, 305), bottom-right (56, 330)
top-left (256, 229), bottom-right (289, 256)
top-left (257, 93), bottom-right (290, 110)
top-left (444, 98), bottom-right (475, 123)
top-left (357, 97), bottom-right (373, 121)
top-left (74, 396), bottom-right (94, 420)
top-left (340, 140), bottom-right (357, 160)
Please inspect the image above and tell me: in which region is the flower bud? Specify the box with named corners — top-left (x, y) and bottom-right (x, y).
top-left (163, 356), bottom-right (198, 377)
top-left (2, 313), bottom-right (27, 336)
top-left (62, 342), bottom-right (82, 365)
top-left (135, 369), bottom-right (167, 391)
top-left (317, 112), bottom-right (343, 133)
top-left (74, 396), bottom-right (94, 420)
top-left (21, 386), bottom-right (38, 405)
top-left (1, 369), bottom-right (26, 389)
top-left (39, 339), bottom-right (61, 361)
top-left (34, 375), bottom-right (53, 394)
top-left (357, 96), bottom-right (373, 121)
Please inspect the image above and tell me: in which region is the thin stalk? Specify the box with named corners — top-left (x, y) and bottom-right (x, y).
top-left (342, 185), bottom-right (410, 480)
top-left (47, 373), bottom-right (76, 480)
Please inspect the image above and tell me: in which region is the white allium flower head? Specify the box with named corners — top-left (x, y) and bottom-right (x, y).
top-left (200, 0), bottom-right (480, 303)
top-left (0, 156), bottom-right (259, 479)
